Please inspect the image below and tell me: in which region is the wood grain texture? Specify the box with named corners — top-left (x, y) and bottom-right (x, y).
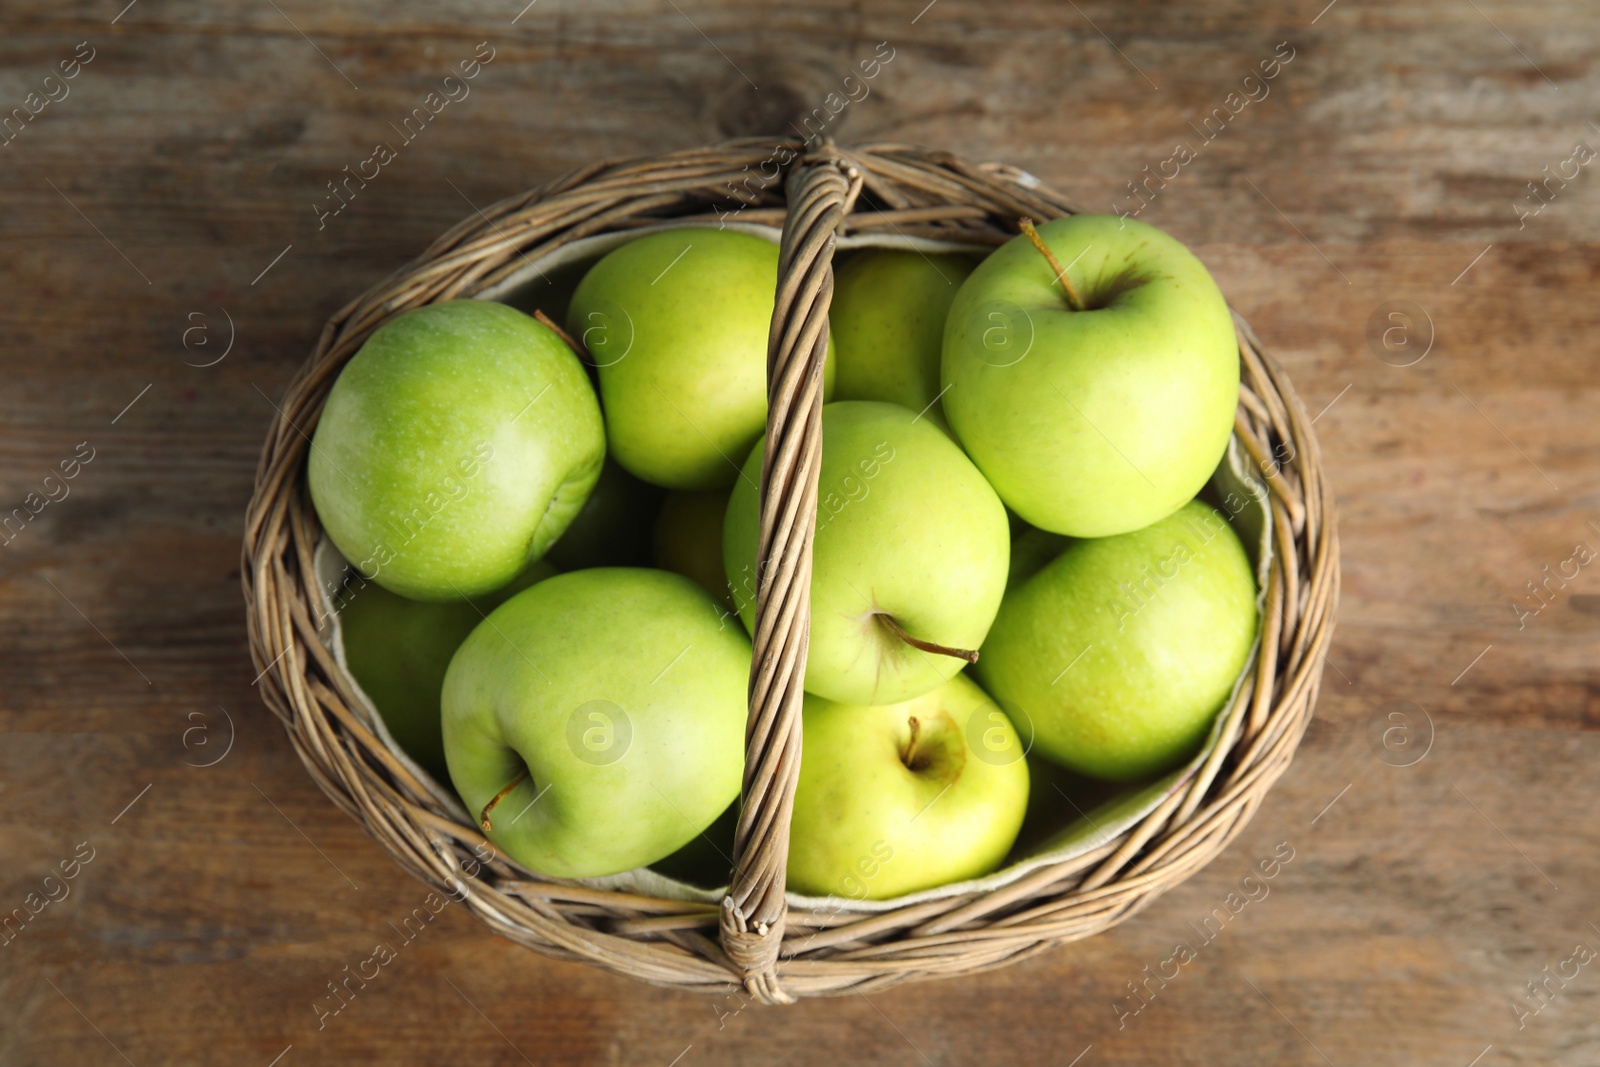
top-left (1, 0), bottom-right (1597, 1063)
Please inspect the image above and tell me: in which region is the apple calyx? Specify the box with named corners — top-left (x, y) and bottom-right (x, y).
top-left (876, 612), bottom-right (979, 665)
top-left (1018, 218), bottom-right (1087, 313)
top-left (479, 766), bottom-right (530, 832)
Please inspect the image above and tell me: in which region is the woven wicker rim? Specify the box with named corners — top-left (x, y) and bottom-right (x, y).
top-left (241, 138), bottom-right (1339, 1002)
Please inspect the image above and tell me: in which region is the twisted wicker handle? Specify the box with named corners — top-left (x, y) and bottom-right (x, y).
top-left (718, 155), bottom-right (858, 1003)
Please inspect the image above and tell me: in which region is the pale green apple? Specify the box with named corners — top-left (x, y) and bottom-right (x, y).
top-left (566, 228), bottom-right (834, 491)
top-left (787, 674), bottom-right (1029, 899)
top-left (942, 215), bottom-right (1239, 538)
top-left (976, 500), bottom-right (1258, 782)
top-left (724, 401), bottom-right (1009, 706)
top-left (653, 487), bottom-right (733, 606)
top-left (338, 560), bottom-right (558, 782)
top-left (441, 568), bottom-right (751, 878)
top-left (830, 249), bottom-right (974, 431)
top-left (545, 457), bottom-right (664, 570)
top-left (309, 300), bottom-right (605, 600)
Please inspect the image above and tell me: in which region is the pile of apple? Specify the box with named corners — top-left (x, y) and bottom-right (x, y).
top-left (312, 214), bottom-right (1259, 901)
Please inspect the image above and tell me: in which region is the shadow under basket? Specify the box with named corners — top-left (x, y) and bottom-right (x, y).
top-left (241, 138), bottom-right (1340, 1003)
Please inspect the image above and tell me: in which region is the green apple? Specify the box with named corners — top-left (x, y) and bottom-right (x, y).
top-left (787, 674), bottom-right (1029, 899)
top-left (340, 582), bottom-right (479, 783)
top-left (309, 300), bottom-right (605, 600)
top-left (1009, 752), bottom-right (1121, 857)
top-left (976, 500), bottom-right (1258, 782)
top-left (942, 215), bottom-right (1239, 538)
top-left (338, 560), bottom-right (559, 782)
top-left (653, 487), bottom-right (733, 606)
top-left (566, 228), bottom-right (835, 491)
top-left (545, 457), bottom-right (664, 570)
top-left (724, 401), bottom-right (1009, 706)
top-left (441, 568), bottom-right (751, 878)
top-left (477, 558), bottom-right (563, 610)
top-left (830, 249), bottom-right (974, 430)
top-left (1008, 521), bottom-right (1071, 590)
top-left (650, 800), bottom-right (738, 888)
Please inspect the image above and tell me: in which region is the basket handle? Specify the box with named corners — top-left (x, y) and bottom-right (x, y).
top-left (719, 153), bottom-right (858, 1003)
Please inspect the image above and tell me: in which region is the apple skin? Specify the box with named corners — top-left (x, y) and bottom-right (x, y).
top-left (830, 250), bottom-right (974, 432)
top-left (653, 487), bottom-right (733, 606)
top-left (976, 500), bottom-right (1258, 782)
top-left (476, 558), bottom-right (563, 610)
top-left (338, 561), bottom-right (559, 782)
top-left (724, 401), bottom-right (1010, 707)
top-left (566, 228), bottom-right (835, 491)
top-left (1007, 520), bottom-right (1072, 591)
top-left (309, 300), bottom-right (605, 601)
top-left (341, 583), bottom-right (479, 783)
top-left (787, 674), bottom-right (1029, 899)
top-left (441, 568), bottom-right (751, 878)
top-left (942, 214), bottom-right (1239, 538)
top-left (649, 800), bottom-right (738, 888)
top-left (545, 457), bottom-right (665, 570)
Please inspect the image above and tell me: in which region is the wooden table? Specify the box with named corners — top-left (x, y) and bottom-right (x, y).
top-left (4, 1), bottom-right (1597, 1063)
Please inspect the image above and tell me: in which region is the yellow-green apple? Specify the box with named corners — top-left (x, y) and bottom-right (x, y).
top-left (976, 500), bottom-right (1257, 781)
top-left (565, 228), bottom-right (835, 490)
top-left (724, 401), bottom-right (1009, 706)
top-left (653, 487), bottom-right (732, 605)
top-left (942, 215), bottom-right (1238, 538)
top-left (787, 674), bottom-right (1029, 898)
top-left (441, 568), bottom-right (751, 877)
top-left (830, 249), bottom-right (974, 431)
top-left (309, 300), bottom-right (605, 600)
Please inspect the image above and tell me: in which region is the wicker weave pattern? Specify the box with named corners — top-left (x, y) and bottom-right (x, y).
top-left (242, 139), bottom-right (1338, 1002)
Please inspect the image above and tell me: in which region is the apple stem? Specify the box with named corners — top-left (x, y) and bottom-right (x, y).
top-left (534, 308), bottom-right (591, 361)
top-left (1019, 218), bottom-right (1086, 312)
top-left (479, 767), bottom-right (529, 833)
top-left (878, 613), bottom-right (980, 665)
top-left (901, 716), bottom-right (923, 768)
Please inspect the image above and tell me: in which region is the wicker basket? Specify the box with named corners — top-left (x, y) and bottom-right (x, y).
top-left (242, 138), bottom-right (1339, 1002)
